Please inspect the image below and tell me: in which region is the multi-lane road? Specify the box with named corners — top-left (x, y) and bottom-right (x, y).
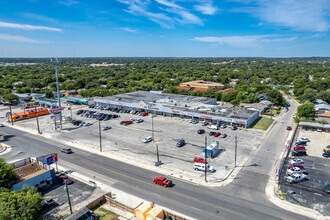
top-left (0, 100), bottom-right (310, 220)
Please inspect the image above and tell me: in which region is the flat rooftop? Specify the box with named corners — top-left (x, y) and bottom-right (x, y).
top-left (15, 162), bottom-right (46, 183)
top-left (180, 80), bottom-right (224, 87)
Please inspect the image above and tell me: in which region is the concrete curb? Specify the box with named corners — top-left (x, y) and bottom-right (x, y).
top-left (0, 144), bottom-right (7, 154)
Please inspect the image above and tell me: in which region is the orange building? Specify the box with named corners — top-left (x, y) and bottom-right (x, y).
top-left (10, 107), bottom-right (49, 121)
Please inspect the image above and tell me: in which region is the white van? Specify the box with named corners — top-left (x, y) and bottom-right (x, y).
top-left (208, 125), bottom-right (219, 130)
top-left (193, 163), bottom-right (215, 172)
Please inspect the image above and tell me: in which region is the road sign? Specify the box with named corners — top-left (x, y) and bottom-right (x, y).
top-left (46, 156), bottom-right (54, 165)
top-left (49, 107), bottom-right (64, 113)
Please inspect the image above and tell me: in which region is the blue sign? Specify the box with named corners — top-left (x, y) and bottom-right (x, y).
top-left (46, 156), bottom-right (54, 165)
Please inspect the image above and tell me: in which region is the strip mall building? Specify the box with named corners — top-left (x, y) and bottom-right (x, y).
top-left (93, 91), bottom-right (260, 128)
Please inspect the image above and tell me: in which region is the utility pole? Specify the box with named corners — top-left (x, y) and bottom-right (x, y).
top-left (35, 106), bottom-right (41, 134)
top-left (205, 136), bottom-right (207, 183)
top-left (9, 104), bottom-right (13, 125)
top-left (52, 58), bottom-right (62, 130)
top-left (98, 119), bottom-right (102, 152)
top-left (234, 135), bottom-right (238, 168)
top-left (69, 104), bottom-right (72, 120)
top-left (65, 180), bottom-right (73, 214)
top-left (151, 116), bottom-right (154, 142)
top-left (156, 144), bottom-right (159, 162)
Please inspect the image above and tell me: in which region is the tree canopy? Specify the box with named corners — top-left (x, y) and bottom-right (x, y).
top-left (297, 102), bottom-right (315, 119)
top-left (0, 158), bottom-right (17, 189)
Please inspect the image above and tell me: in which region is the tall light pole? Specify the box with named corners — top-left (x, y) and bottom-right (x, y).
top-left (52, 58), bottom-right (62, 130)
top-left (151, 115), bottom-right (155, 142)
top-left (204, 136), bottom-right (207, 183)
top-left (35, 106), bottom-right (41, 134)
top-left (65, 180), bottom-right (73, 214)
top-left (98, 119), bottom-right (102, 152)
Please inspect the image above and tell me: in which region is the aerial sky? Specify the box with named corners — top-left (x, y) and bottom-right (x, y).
top-left (0, 0), bottom-right (329, 57)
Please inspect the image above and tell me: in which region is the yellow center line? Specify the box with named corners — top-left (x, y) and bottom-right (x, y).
top-left (72, 156), bottom-right (198, 201)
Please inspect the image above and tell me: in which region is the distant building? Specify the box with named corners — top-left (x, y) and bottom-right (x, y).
top-left (314, 99), bottom-right (328, 105)
top-left (89, 62), bottom-right (124, 67)
top-left (13, 93), bottom-right (31, 103)
top-left (177, 80), bottom-right (224, 92)
top-left (62, 90), bottom-right (78, 96)
top-left (230, 79), bottom-right (238, 87)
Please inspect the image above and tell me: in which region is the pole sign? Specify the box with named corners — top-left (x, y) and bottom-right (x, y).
top-left (49, 107), bottom-right (64, 113)
top-left (46, 153), bottom-right (58, 165)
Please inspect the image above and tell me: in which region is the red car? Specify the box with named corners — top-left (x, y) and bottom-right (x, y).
top-left (153, 177), bottom-right (172, 187)
top-left (123, 120), bottom-right (133, 125)
top-left (140, 112), bottom-right (148, 116)
top-left (289, 164), bottom-right (304, 169)
top-left (286, 126), bottom-right (292, 130)
top-left (294, 145), bottom-right (306, 151)
top-left (59, 175), bottom-right (73, 184)
top-left (194, 156), bottom-right (205, 163)
top-left (209, 131), bottom-right (221, 137)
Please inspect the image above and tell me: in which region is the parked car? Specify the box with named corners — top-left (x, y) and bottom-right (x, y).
top-left (193, 156), bottom-right (205, 163)
top-left (286, 126), bottom-right (292, 131)
top-left (58, 175), bottom-right (73, 184)
top-left (84, 122), bottom-right (93, 126)
top-left (0, 123), bottom-right (4, 127)
top-left (202, 121), bottom-right (209, 126)
top-left (209, 132), bottom-right (220, 137)
top-left (317, 128), bottom-right (323, 132)
top-left (197, 129), bottom-right (205, 134)
top-left (288, 164), bottom-right (304, 169)
top-left (295, 140), bottom-right (307, 145)
top-left (176, 139), bottom-right (185, 147)
top-left (323, 145), bottom-right (330, 152)
top-left (60, 148), bottom-right (73, 154)
top-left (136, 119), bottom-right (144, 123)
top-left (220, 133), bottom-right (227, 138)
top-left (289, 158), bottom-right (304, 165)
top-left (294, 145), bottom-right (305, 151)
top-left (192, 120), bottom-right (198, 124)
top-left (287, 167), bottom-right (308, 175)
top-left (323, 185), bottom-right (330, 194)
top-left (140, 112), bottom-right (148, 116)
top-left (153, 177), bottom-right (172, 187)
top-left (208, 125), bottom-right (219, 130)
top-left (286, 173), bottom-right (308, 183)
top-left (43, 198), bottom-right (55, 208)
top-left (299, 137), bottom-right (310, 142)
top-left (322, 150), bottom-right (330, 158)
top-left (76, 110), bottom-right (84, 115)
top-left (143, 136), bottom-right (153, 143)
top-left (231, 126), bottom-right (237, 130)
top-left (193, 163), bottom-right (215, 172)
top-left (123, 120), bottom-right (133, 125)
top-left (292, 150), bottom-right (307, 156)
top-left (103, 126), bottom-right (111, 131)
top-left (220, 124), bottom-right (227, 129)
top-left (150, 114), bottom-right (157, 118)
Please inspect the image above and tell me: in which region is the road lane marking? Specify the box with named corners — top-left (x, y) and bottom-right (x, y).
top-left (72, 156), bottom-right (198, 201)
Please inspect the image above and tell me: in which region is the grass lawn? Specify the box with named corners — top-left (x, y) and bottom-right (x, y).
top-left (251, 117), bottom-right (274, 130)
top-left (95, 207), bottom-right (120, 220)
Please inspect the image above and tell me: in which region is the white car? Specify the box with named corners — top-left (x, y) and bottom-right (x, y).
top-left (136, 119), bottom-right (144, 123)
top-left (289, 158), bottom-right (304, 165)
top-left (287, 167), bottom-right (308, 175)
top-left (299, 137), bottom-right (310, 142)
top-left (84, 122), bottom-right (93, 126)
top-left (143, 136), bottom-right (153, 143)
top-left (0, 123), bottom-right (4, 127)
top-left (150, 114), bottom-right (156, 118)
top-left (103, 126), bottom-right (111, 131)
top-left (286, 173), bottom-right (308, 183)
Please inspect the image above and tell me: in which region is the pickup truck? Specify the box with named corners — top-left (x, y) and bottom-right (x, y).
top-left (208, 125), bottom-right (219, 130)
top-left (287, 167), bottom-right (308, 175)
top-left (286, 173), bottom-right (308, 183)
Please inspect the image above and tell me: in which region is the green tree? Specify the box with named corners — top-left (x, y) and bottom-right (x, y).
top-left (44, 91), bottom-right (54, 98)
top-left (297, 102), bottom-right (315, 118)
top-left (318, 89), bottom-right (330, 103)
top-left (265, 88), bottom-right (285, 106)
top-left (0, 186), bottom-right (43, 220)
top-left (0, 158), bottom-right (17, 189)
top-left (2, 93), bottom-right (19, 104)
top-left (299, 88), bottom-right (316, 103)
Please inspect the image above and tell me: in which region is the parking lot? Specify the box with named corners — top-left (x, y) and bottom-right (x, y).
top-left (279, 127), bottom-right (330, 216)
top-left (4, 104), bottom-right (264, 182)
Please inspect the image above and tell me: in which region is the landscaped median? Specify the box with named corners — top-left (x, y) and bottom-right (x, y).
top-left (251, 117), bottom-right (274, 131)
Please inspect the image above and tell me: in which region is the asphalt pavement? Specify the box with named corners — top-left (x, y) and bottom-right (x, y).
top-left (0, 99), bottom-right (312, 220)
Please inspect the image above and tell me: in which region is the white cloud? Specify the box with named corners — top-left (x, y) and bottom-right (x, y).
top-left (21, 13), bottom-right (57, 23)
top-left (193, 35), bottom-right (297, 47)
top-left (155, 0), bottom-right (183, 9)
top-left (58, 0), bottom-right (80, 6)
top-left (194, 3), bottom-right (218, 15)
top-left (122, 27), bottom-right (137, 32)
top-left (233, 0), bottom-right (330, 32)
top-left (0, 21), bottom-right (62, 32)
top-left (0, 33), bottom-right (48, 43)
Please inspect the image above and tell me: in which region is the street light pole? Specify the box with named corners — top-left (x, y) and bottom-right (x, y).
top-left (65, 180), bottom-right (73, 214)
top-left (205, 136), bottom-right (207, 183)
top-left (98, 119), bottom-right (102, 152)
top-left (53, 58), bottom-right (62, 130)
top-left (156, 144), bottom-right (159, 162)
top-left (234, 135), bottom-right (238, 168)
top-left (9, 104), bottom-right (13, 125)
top-left (35, 106), bottom-right (41, 134)
top-left (152, 115), bottom-right (154, 142)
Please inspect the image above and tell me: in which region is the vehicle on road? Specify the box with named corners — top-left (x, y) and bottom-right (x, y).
top-left (136, 119), bottom-right (144, 123)
top-left (176, 139), bottom-right (185, 147)
top-left (193, 157), bottom-right (205, 163)
top-left (60, 148), bottom-right (73, 154)
top-left (287, 167), bottom-right (308, 175)
top-left (193, 163), bottom-right (215, 172)
top-left (0, 123), bottom-right (4, 127)
top-left (220, 133), bottom-right (227, 138)
top-left (103, 126), bottom-right (111, 131)
top-left (59, 175), bottom-right (73, 184)
top-left (143, 136), bottom-right (153, 143)
top-left (153, 177), bottom-right (172, 187)
top-left (323, 145), bottom-right (330, 152)
top-left (286, 126), bottom-right (292, 131)
top-left (197, 129), bottom-right (205, 134)
top-left (294, 145), bottom-right (305, 151)
top-left (286, 173), bottom-right (308, 183)
top-left (289, 158), bottom-right (304, 165)
top-left (292, 150), bottom-right (307, 156)
top-left (322, 150), bottom-right (330, 158)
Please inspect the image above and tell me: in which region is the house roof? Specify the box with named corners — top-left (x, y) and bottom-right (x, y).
top-left (317, 110), bottom-right (330, 117)
top-left (180, 80), bottom-right (224, 87)
top-left (15, 162), bottom-right (46, 183)
top-left (219, 88), bottom-right (235, 93)
top-left (315, 104), bottom-right (330, 110)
